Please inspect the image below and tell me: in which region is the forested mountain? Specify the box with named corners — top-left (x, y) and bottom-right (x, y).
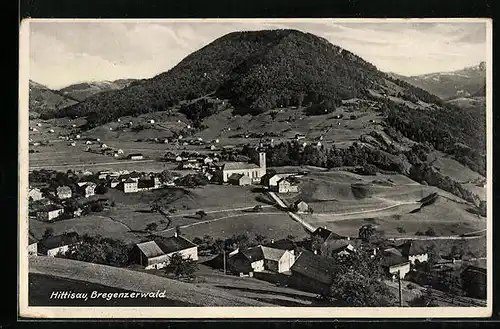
top-left (45, 29), bottom-right (484, 175)
top-left (388, 62), bottom-right (486, 100)
top-left (28, 80), bottom-right (79, 118)
top-left (58, 79), bottom-right (138, 101)
top-left (57, 29), bottom-right (385, 125)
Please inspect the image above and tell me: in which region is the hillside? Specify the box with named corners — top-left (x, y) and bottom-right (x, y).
top-left (59, 79), bottom-right (139, 101)
top-left (388, 62), bottom-right (486, 100)
top-left (29, 80), bottom-right (79, 118)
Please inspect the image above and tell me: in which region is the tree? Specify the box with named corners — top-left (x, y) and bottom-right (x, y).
top-left (95, 184), bottom-right (108, 195)
top-left (358, 224), bottom-right (376, 242)
top-left (165, 253), bottom-right (198, 277)
top-left (255, 234), bottom-right (267, 244)
top-left (408, 288), bottom-right (438, 307)
top-left (196, 210), bottom-right (207, 219)
top-left (145, 222), bottom-right (158, 232)
top-left (159, 169), bottom-right (173, 183)
top-left (328, 252), bottom-right (397, 307)
top-left (425, 227), bottom-right (437, 237)
top-left (42, 227), bottom-right (54, 239)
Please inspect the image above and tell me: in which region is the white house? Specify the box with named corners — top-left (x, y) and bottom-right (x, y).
top-left (36, 204), bottom-right (64, 222)
top-left (123, 178), bottom-right (138, 193)
top-left (129, 153), bottom-right (144, 160)
top-left (382, 248), bottom-right (411, 279)
top-left (277, 178), bottom-right (299, 193)
top-left (228, 245), bottom-right (296, 275)
top-left (134, 234), bottom-right (198, 270)
top-left (28, 187), bottom-right (44, 201)
top-left (39, 232), bottom-right (79, 257)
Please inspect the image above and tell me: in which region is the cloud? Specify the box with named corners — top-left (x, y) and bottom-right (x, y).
top-left (28, 20), bottom-right (488, 89)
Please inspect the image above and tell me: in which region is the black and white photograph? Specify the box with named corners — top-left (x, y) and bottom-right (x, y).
top-left (18, 18), bottom-right (492, 318)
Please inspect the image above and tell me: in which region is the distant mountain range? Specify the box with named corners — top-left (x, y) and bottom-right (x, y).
top-left (387, 62), bottom-right (486, 100)
top-left (29, 80), bottom-right (79, 118)
top-left (58, 79), bottom-right (138, 101)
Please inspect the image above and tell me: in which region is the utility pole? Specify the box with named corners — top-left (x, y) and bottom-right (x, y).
top-left (398, 270), bottom-right (403, 307)
top-left (223, 249), bottom-right (226, 275)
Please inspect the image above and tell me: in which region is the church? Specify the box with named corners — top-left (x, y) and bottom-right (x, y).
top-left (219, 152), bottom-right (266, 184)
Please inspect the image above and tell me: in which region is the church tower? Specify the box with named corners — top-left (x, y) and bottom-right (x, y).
top-left (259, 152), bottom-right (266, 175)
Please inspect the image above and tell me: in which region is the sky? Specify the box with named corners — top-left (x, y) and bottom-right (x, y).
top-left (27, 19), bottom-right (488, 90)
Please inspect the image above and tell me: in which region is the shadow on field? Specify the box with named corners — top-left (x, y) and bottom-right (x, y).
top-left (134, 209), bottom-right (156, 213)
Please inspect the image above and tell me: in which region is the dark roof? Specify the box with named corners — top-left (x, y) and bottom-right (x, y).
top-left (241, 246), bottom-right (264, 262)
top-left (312, 227), bottom-right (343, 241)
top-left (223, 162), bottom-right (260, 170)
top-left (263, 239), bottom-right (296, 251)
top-left (40, 204), bottom-right (64, 212)
top-left (381, 248), bottom-right (410, 267)
top-left (29, 236), bottom-right (38, 245)
top-left (39, 232), bottom-right (79, 250)
top-left (290, 250), bottom-right (337, 285)
top-left (129, 153), bottom-right (143, 157)
top-left (228, 173), bottom-right (244, 180)
top-left (124, 178), bottom-right (136, 184)
top-left (394, 241), bottom-right (427, 257)
top-left (462, 264), bottom-right (487, 275)
top-left (156, 235), bottom-right (197, 254)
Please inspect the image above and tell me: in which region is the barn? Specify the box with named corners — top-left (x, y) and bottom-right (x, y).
top-left (288, 250), bottom-right (337, 295)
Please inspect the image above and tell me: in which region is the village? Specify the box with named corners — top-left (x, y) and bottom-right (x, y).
top-left (27, 140), bottom-right (487, 306)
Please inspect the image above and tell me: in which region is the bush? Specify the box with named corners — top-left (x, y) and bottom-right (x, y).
top-left (425, 227), bottom-right (437, 237)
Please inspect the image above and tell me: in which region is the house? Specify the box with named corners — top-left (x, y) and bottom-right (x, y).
top-left (219, 152), bottom-right (266, 184)
top-left (78, 182), bottom-right (96, 198)
top-left (267, 174), bottom-right (283, 189)
top-left (28, 187), bottom-right (44, 201)
top-left (28, 237), bottom-right (38, 256)
top-left (288, 250), bottom-right (337, 295)
top-left (123, 178), bottom-right (138, 193)
top-left (110, 178), bottom-right (120, 188)
top-left (295, 134), bottom-right (306, 140)
top-left (228, 245), bottom-right (296, 275)
top-left (277, 177), bottom-right (299, 193)
top-left (461, 263), bottom-right (487, 299)
top-left (38, 232), bottom-right (80, 257)
top-left (394, 241), bottom-right (428, 265)
top-left (381, 247), bottom-right (411, 280)
top-left (227, 173), bottom-right (252, 186)
top-left (36, 204), bottom-right (64, 221)
top-left (133, 234), bottom-right (198, 270)
top-left (291, 200), bottom-right (310, 214)
top-left (263, 239), bottom-right (297, 254)
top-left (129, 153), bottom-right (144, 160)
top-left (56, 186), bottom-right (72, 199)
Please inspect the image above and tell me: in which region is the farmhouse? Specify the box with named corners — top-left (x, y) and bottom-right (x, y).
top-left (38, 232), bottom-right (79, 257)
top-left (123, 178), bottom-right (138, 193)
top-left (291, 200), bottom-right (310, 214)
top-left (381, 247), bottom-right (411, 280)
top-left (28, 187), bottom-right (44, 201)
top-left (263, 239), bottom-right (297, 254)
top-left (228, 245), bottom-right (296, 275)
top-left (56, 186), bottom-right (72, 199)
top-left (219, 152), bottom-right (266, 184)
top-left (227, 173), bottom-right (252, 186)
top-left (129, 153), bottom-right (144, 160)
top-left (78, 182), bottom-right (97, 198)
top-left (36, 204), bottom-right (64, 222)
top-left (288, 250), bottom-right (337, 295)
top-left (28, 237), bottom-right (38, 256)
top-left (394, 241), bottom-right (428, 265)
top-left (133, 234), bottom-right (198, 270)
top-left (277, 177), bottom-right (299, 193)
top-left (109, 178), bottom-right (120, 188)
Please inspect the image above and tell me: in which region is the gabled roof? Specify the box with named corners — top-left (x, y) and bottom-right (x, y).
top-left (222, 162), bottom-right (260, 170)
top-left (40, 204), bottom-right (64, 212)
top-left (56, 186), bottom-right (72, 193)
top-left (260, 246), bottom-right (287, 261)
top-left (241, 246), bottom-right (264, 262)
top-left (263, 239), bottom-right (296, 251)
top-left (136, 241), bottom-right (165, 259)
top-left (381, 248), bottom-right (410, 267)
top-left (124, 178), bottom-right (136, 184)
top-left (29, 236), bottom-right (38, 245)
top-left (290, 250), bottom-right (337, 285)
top-left (395, 241), bottom-right (428, 257)
top-left (155, 235), bottom-right (197, 255)
top-left (293, 199), bottom-right (308, 207)
top-left (228, 173), bottom-right (245, 180)
top-left (39, 232), bottom-right (79, 250)
top-left (312, 227), bottom-right (343, 241)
